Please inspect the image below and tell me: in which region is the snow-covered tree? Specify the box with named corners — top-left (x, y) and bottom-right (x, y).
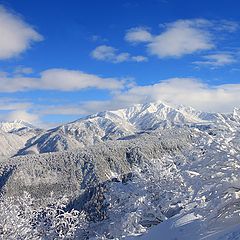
top-left (0, 192), bottom-right (88, 239)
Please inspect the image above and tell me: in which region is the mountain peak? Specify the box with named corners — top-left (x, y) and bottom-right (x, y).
top-left (0, 120), bottom-right (35, 133)
top-left (233, 107), bottom-right (240, 118)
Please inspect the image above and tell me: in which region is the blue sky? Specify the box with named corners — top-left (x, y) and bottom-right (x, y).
top-left (0, 0), bottom-right (240, 127)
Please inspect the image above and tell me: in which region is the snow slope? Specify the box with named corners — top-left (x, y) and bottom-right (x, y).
top-left (0, 120), bottom-right (35, 133)
top-left (0, 130), bottom-right (27, 157)
top-left (0, 120), bottom-right (42, 156)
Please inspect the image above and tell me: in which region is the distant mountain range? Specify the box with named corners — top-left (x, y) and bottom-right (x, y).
top-left (1, 101), bottom-right (240, 157)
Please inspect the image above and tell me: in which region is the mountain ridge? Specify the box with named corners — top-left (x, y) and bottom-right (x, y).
top-left (1, 101), bottom-right (240, 157)
top-left (15, 101), bottom-right (240, 155)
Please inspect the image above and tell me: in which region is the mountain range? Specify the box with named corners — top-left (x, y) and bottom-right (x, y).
top-left (1, 101), bottom-right (240, 157)
top-left (0, 101), bottom-right (240, 239)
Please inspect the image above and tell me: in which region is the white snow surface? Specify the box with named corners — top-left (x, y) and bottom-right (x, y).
top-left (0, 120), bottom-right (34, 133)
top-left (0, 120), bottom-right (41, 156)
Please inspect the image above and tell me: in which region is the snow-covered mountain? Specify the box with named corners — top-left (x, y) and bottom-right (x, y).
top-left (0, 120), bottom-right (35, 133)
top-left (16, 101), bottom-right (240, 155)
top-left (0, 120), bottom-right (42, 156)
top-left (0, 122), bottom-right (240, 239)
top-left (0, 101), bottom-right (240, 239)
top-left (0, 130), bottom-right (28, 157)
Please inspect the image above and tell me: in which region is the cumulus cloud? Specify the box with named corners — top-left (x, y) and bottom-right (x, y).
top-left (125, 27), bottom-right (153, 43)
top-left (131, 55), bottom-right (148, 62)
top-left (193, 53), bottom-right (236, 67)
top-left (91, 45), bottom-right (148, 63)
top-left (91, 45), bottom-right (129, 63)
top-left (1, 110), bottom-right (39, 123)
top-left (3, 78), bottom-right (240, 126)
top-left (0, 5), bottom-right (43, 59)
top-left (112, 78), bottom-right (240, 112)
top-left (148, 20), bottom-right (214, 58)
top-left (0, 68), bottom-right (127, 92)
top-left (125, 19), bottom-right (239, 58)
top-left (0, 97), bottom-right (40, 124)
top-left (40, 69), bottom-right (126, 90)
top-left (39, 78), bottom-right (240, 120)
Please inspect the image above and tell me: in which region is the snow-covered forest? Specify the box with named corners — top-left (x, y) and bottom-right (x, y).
top-left (0, 102), bottom-right (240, 239)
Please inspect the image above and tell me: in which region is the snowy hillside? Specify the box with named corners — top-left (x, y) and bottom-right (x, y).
top-left (0, 101), bottom-right (240, 239)
top-left (0, 120), bottom-right (35, 133)
top-left (0, 120), bottom-right (42, 156)
top-left (0, 130), bottom-right (28, 156)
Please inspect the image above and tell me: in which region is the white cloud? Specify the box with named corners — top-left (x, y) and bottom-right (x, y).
top-left (125, 27), bottom-right (153, 43)
top-left (125, 19), bottom-right (239, 59)
top-left (39, 78), bottom-right (240, 120)
top-left (91, 45), bottom-right (147, 63)
top-left (1, 110), bottom-right (39, 123)
top-left (148, 20), bottom-right (214, 58)
top-left (14, 66), bottom-right (33, 75)
top-left (0, 98), bottom-right (32, 111)
top-left (0, 68), bottom-right (127, 92)
top-left (0, 97), bottom-right (40, 124)
top-left (194, 53), bottom-right (236, 67)
top-left (40, 68), bottom-right (125, 91)
top-left (112, 78), bottom-right (240, 112)
top-left (5, 78), bottom-right (240, 126)
top-left (131, 55), bottom-right (148, 62)
top-left (0, 5), bottom-right (43, 59)
top-left (90, 35), bottom-right (108, 42)
top-left (0, 71), bottom-right (8, 78)
top-left (213, 20), bottom-right (239, 32)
